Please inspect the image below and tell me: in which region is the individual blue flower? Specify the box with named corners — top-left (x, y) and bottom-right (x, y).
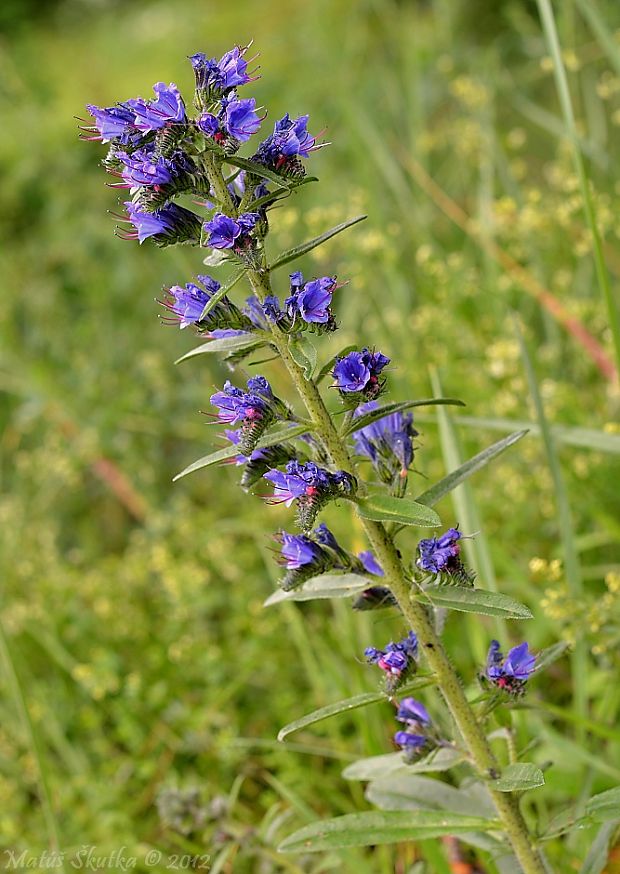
top-left (358, 550), bottom-right (384, 577)
top-left (486, 641), bottom-right (536, 695)
top-left (218, 45), bottom-right (254, 88)
top-left (396, 698), bottom-right (431, 726)
top-left (223, 97), bottom-right (262, 142)
top-left (161, 274), bottom-right (251, 334)
top-left (129, 83), bottom-right (186, 133)
top-left (262, 296), bottom-right (286, 323)
top-left (164, 281), bottom-right (210, 329)
top-left (352, 401), bottom-right (417, 496)
top-left (197, 112), bottom-right (220, 137)
top-left (203, 212), bottom-right (260, 249)
top-left (289, 275), bottom-right (336, 324)
top-left (117, 150), bottom-right (173, 187)
top-left (394, 731), bottom-right (427, 751)
top-left (280, 532), bottom-right (325, 569)
top-left (416, 528), bottom-right (462, 574)
top-left (121, 201), bottom-right (201, 245)
top-left (84, 102), bottom-right (136, 143)
top-left (333, 348), bottom-right (390, 399)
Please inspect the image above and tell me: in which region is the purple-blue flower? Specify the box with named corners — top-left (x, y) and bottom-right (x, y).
top-left (223, 97), bottom-right (262, 143)
top-left (358, 550), bottom-right (384, 577)
top-left (210, 379), bottom-right (271, 426)
top-left (352, 401), bottom-right (417, 495)
top-left (333, 348), bottom-right (390, 396)
top-left (264, 461), bottom-right (330, 508)
top-left (197, 112), bottom-right (220, 137)
top-left (293, 276), bottom-right (336, 324)
top-left (394, 731), bottom-right (427, 750)
top-left (164, 280), bottom-right (212, 329)
top-left (129, 83), bottom-right (186, 133)
top-left (365, 631), bottom-right (418, 683)
top-left (85, 103), bottom-right (136, 143)
top-left (117, 150), bottom-right (173, 187)
top-left (486, 641), bottom-right (536, 693)
top-left (254, 113), bottom-right (324, 174)
top-left (396, 697), bottom-right (431, 726)
top-left (203, 212), bottom-right (260, 249)
top-left (190, 46), bottom-right (253, 97)
top-left (121, 201), bottom-right (201, 245)
top-left (280, 532), bottom-right (325, 569)
top-left (417, 528), bottom-right (462, 574)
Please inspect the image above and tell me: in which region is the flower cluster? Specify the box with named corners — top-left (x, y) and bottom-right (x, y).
top-left (365, 631), bottom-right (418, 693)
top-left (352, 401), bottom-right (418, 496)
top-left (253, 113), bottom-right (324, 179)
top-left (333, 348), bottom-right (390, 406)
top-left (258, 272), bottom-right (339, 334)
top-left (224, 429), bottom-right (303, 491)
top-left (210, 376), bottom-right (290, 455)
top-left (485, 640), bottom-right (536, 696)
top-left (416, 527), bottom-right (475, 586)
top-left (264, 461), bottom-right (356, 530)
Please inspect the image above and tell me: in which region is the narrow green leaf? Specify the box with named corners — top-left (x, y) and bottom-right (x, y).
top-left (343, 747), bottom-right (465, 781)
top-left (270, 215), bottom-right (367, 271)
top-left (223, 155), bottom-right (295, 188)
top-left (426, 414), bottom-right (620, 455)
top-left (357, 495), bottom-right (440, 527)
top-left (586, 787), bottom-right (620, 822)
top-left (580, 820), bottom-right (620, 874)
top-left (288, 335), bottom-right (317, 380)
top-left (175, 333), bottom-right (265, 364)
top-left (278, 693), bottom-right (386, 742)
top-left (315, 344), bottom-right (358, 385)
top-left (248, 177), bottom-right (319, 212)
top-left (415, 430), bottom-right (528, 507)
top-left (277, 810), bottom-right (501, 853)
top-left (421, 585), bottom-right (533, 620)
top-left (198, 268), bottom-right (245, 321)
top-left (343, 398), bottom-right (465, 437)
top-left (491, 763), bottom-right (545, 792)
top-left (263, 573), bottom-right (372, 606)
top-left (173, 423), bottom-right (311, 481)
top-left (277, 677), bottom-right (434, 742)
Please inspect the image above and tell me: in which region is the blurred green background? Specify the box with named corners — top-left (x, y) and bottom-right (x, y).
top-left (1, 0), bottom-right (620, 870)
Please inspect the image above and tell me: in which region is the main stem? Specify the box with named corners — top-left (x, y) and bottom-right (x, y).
top-left (205, 157), bottom-right (545, 874)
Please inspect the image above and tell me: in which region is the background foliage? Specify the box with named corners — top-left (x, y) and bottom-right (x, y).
top-left (1, 0), bottom-right (620, 870)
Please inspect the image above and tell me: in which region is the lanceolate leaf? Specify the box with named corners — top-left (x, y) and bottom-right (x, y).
top-left (263, 573), bottom-right (372, 606)
top-left (248, 176), bottom-right (319, 212)
top-left (270, 215), bottom-right (367, 271)
top-left (586, 787), bottom-right (620, 822)
top-left (357, 495), bottom-right (441, 527)
top-left (580, 820), bottom-right (620, 874)
top-left (198, 268), bottom-right (246, 321)
top-left (415, 430), bottom-right (528, 507)
top-left (277, 677), bottom-right (434, 742)
top-left (277, 810), bottom-right (501, 853)
top-left (173, 423), bottom-right (311, 481)
top-left (420, 585), bottom-right (533, 620)
top-left (175, 333), bottom-right (265, 364)
top-left (343, 746), bottom-right (465, 781)
top-left (344, 398), bottom-right (465, 437)
top-left (491, 763), bottom-right (545, 792)
top-left (366, 774), bottom-right (492, 816)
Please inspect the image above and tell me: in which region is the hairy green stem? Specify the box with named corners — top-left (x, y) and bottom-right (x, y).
top-left (204, 155), bottom-right (545, 874)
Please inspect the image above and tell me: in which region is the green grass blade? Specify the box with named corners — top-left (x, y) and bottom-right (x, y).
top-left (517, 321), bottom-right (587, 742)
top-left (269, 216), bottom-right (367, 271)
top-left (536, 0), bottom-right (620, 379)
top-left (0, 618), bottom-right (64, 868)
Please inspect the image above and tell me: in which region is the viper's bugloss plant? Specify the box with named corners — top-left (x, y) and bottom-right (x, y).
top-left (83, 44), bottom-right (580, 873)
